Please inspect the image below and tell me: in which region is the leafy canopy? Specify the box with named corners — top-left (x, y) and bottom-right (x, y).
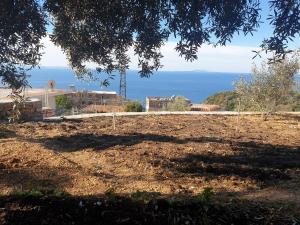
top-left (55, 95), bottom-right (72, 110)
top-left (0, 0), bottom-right (46, 91)
top-left (45, 0), bottom-right (262, 82)
top-left (235, 54), bottom-right (300, 115)
top-left (204, 90), bottom-right (300, 112)
top-left (1, 0), bottom-right (300, 90)
top-left (124, 101), bottom-right (143, 112)
top-left (204, 91), bottom-right (239, 111)
top-left (164, 96), bottom-right (191, 111)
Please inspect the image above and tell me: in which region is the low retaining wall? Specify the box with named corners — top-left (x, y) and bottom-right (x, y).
top-left (0, 98), bottom-right (43, 121)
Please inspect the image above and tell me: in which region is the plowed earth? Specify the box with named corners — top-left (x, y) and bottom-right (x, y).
top-left (0, 115), bottom-right (300, 204)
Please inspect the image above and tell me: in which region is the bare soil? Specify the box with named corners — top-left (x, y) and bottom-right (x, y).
top-left (0, 114), bottom-right (300, 204)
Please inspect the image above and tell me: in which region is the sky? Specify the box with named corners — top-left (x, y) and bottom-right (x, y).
top-left (40, 1), bottom-right (299, 73)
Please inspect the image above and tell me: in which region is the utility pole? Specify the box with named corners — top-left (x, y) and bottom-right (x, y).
top-left (119, 69), bottom-right (126, 99)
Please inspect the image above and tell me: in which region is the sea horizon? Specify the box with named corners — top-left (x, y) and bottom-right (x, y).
top-left (26, 67), bottom-right (250, 104)
top-left (2, 67), bottom-right (299, 104)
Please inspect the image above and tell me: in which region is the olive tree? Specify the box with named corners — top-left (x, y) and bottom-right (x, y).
top-left (1, 0), bottom-right (300, 90)
top-left (45, 0), bottom-right (300, 84)
top-left (0, 0), bottom-right (46, 120)
top-left (235, 54), bottom-right (300, 119)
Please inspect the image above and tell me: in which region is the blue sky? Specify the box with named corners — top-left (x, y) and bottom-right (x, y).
top-left (41, 1), bottom-right (299, 73)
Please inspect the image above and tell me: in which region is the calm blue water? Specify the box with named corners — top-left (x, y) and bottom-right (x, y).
top-left (27, 67), bottom-right (249, 103)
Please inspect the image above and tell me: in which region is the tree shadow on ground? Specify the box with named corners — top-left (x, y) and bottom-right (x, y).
top-left (36, 133), bottom-right (186, 152)
top-left (27, 132), bottom-right (300, 183)
top-left (1, 193), bottom-right (297, 225)
top-left (165, 138), bottom-right (300, 182)
top-left (0, 127), bottom-right (16, 139)
top-left (0, 165), bottom-right (71, 193)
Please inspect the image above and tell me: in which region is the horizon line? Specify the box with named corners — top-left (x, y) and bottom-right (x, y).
top-left (35, 66), bottom-right (251, 74)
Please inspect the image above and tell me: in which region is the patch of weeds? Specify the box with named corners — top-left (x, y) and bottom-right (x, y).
top-left (194, 188), bottom-right (215, 225)
top-left (195, 187), bottom-right (215, 204)
top-left (12, 188), bottom-right (70, 198)
top-left (130, 191), bottom-right (161, 203)
top-left (12, 189), bottom-right (44, 197)
top-left (44, 189), bottom-right (70, 197)
top-left (104, 187), bottom-right (115, 196)
top-left (104, 188), bottom-right (117, 201)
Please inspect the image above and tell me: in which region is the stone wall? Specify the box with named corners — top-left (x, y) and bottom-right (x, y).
top-left (64, 92), bottom-right (120, 107)
top-left (0, 98), bottom-right (43, 121)
top-left (146, 96), bottom-right (191, 112)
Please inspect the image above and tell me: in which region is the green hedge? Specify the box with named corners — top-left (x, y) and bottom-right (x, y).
top-left (124, 101), bottom-right (143, 112)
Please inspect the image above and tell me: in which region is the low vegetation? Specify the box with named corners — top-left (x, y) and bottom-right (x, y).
top-left (124, 101), bottom-right (143, 112)
top-left (204, 91), bottom-right (239, 111)
top-left (204, 55), bottom-right (300, 115)
top-left (204, 90), bottom-right (300, 112)
top-left (235, 55), bottom-right (300, 117)
top-left (1, 194), bottom-right (299, 225)
top-left (55, 95), bottom-right (72, 110)
top-left (11, 188), bottom-right (70, 198)
top-left (164, 97), bottom-right (191, 111)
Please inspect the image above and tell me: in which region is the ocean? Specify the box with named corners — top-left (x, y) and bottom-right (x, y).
top-left (27, 67), bottom-right (249, 104)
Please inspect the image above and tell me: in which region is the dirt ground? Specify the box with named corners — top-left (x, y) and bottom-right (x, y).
top-left (0, 114), bottom-right (300, 204)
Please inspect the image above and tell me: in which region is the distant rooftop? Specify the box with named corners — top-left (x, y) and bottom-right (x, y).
top-left (89, 90), bottom-right (117, 95)
top-left (147, 96), bottom-right (172, 101)
top-left (147, 95), bottom-right (190, 101)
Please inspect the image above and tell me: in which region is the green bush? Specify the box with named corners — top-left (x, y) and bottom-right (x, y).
top-left (12, 188), bottom-right (70, 198)
top-left (55, 95), bottom-right (72, 110)
top-left (235, 57), bottom-right (299, 116)
top-left (204, 91), bottom-right (239, 111)
top-left (196, 187), bottom-right (215, 203)
top-left (204, 90), bottom-right (300, 112)
top-left (124, 101), bottom-right (143, 112)
top-left (164, 97), bottom-right (190, 111)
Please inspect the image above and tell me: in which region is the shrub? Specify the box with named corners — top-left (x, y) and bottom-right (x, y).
top-left (204, 91), bottom-right (239, 111)
top-left (55, 95), bottom-right (72, 110)
top-left (196, 187), bottom-right (215, 203)
top-left (164, 97), bottom-right (190, 111)
top-left (124, 101), bottom-right (143, 112)
top-left (204, 90), bottom-right (300, 112)
top-left (235, 55), bottom-right (299, 118)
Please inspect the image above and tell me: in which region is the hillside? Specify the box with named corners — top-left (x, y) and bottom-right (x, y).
top-left (204, 91), bottom-right (300, 111)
